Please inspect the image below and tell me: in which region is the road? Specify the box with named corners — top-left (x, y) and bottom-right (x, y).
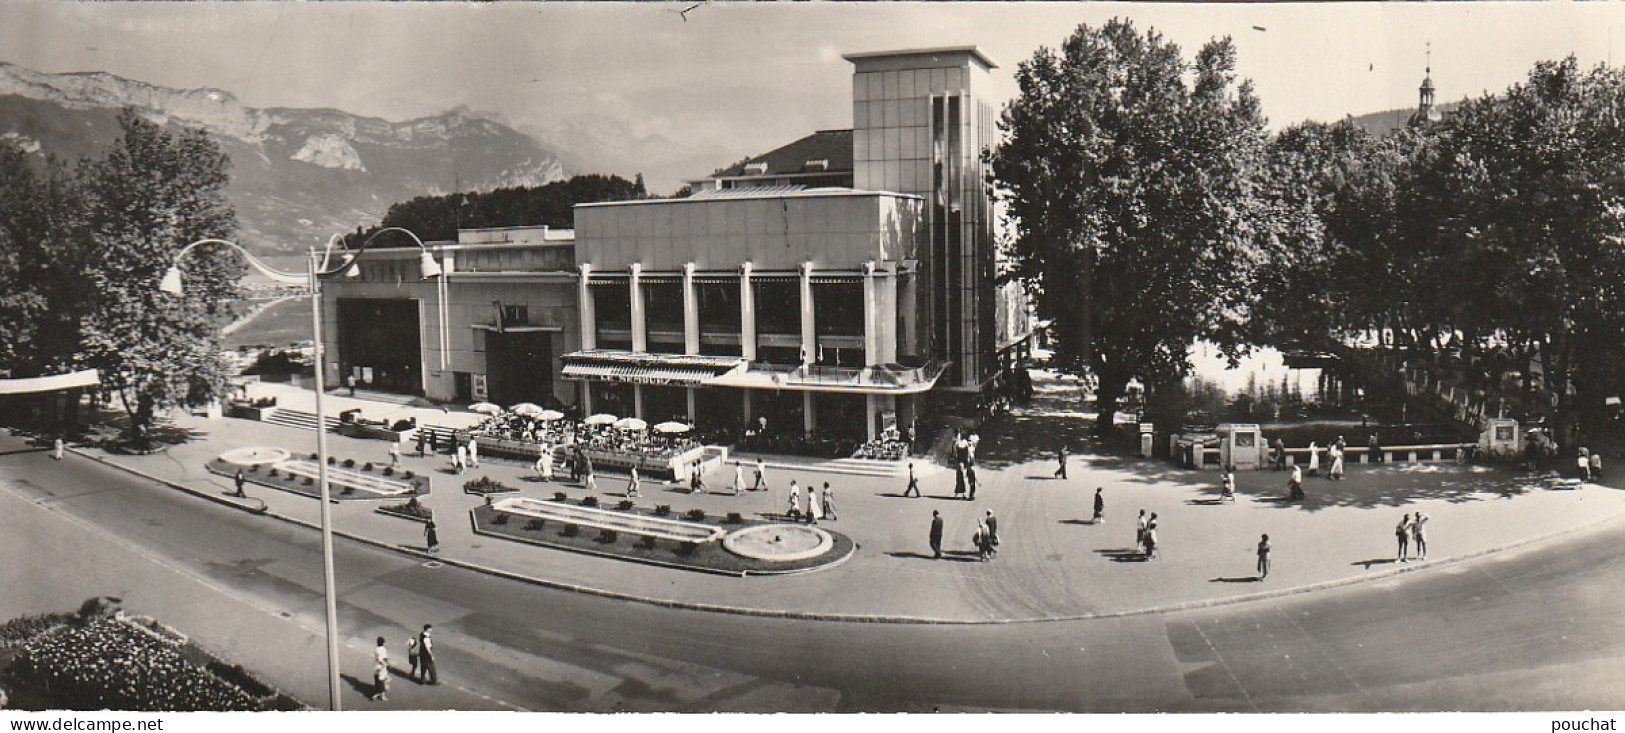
top-left (2, 432), bottom-right (1621, 712)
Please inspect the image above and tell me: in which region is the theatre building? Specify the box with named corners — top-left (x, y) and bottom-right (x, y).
top-left (319, 46), bottom-right (1032, 441)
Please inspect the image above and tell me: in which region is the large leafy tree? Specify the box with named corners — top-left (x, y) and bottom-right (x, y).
top-left (358, 173), bottom-right (647, 244)
top-left (990, 19), bottom-right (1276, 434)
top-left (77, 109), bottom-right (242, 447)
top-left (0, 141), bottom-right (90, 379)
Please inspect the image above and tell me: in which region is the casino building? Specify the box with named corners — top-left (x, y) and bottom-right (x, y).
top-left (320, 46), bottom-right (1033, 441)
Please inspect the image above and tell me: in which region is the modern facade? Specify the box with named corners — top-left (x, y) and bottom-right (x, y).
top-left (320, 46), bottom-right (1032, 440)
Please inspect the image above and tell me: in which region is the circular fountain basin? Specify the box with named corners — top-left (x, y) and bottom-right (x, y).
top-left (722, 524), bottom-right (834, 562)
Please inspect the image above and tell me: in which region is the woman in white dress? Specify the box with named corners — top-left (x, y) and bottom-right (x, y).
top-left (732, 463), bottom-right (745, 495)
top-left (1306, 441), bottom-right (1321, 477)
top-left (537, 442), bottom-right (553, 482)
top-left (786, 481), bottom-right (801, 520)
top-left (808, 483), bottom-right (822, 524)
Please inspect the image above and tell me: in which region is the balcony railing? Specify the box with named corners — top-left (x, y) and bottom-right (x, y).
top-left (746, 360), bottom-right (947, 390)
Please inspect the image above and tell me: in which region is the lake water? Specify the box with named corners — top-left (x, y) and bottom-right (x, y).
top-left (1188, 341), bottom-right (1321, 401)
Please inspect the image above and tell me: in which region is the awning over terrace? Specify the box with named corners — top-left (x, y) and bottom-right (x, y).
top-left (560, 350), bottom-right (745, 387)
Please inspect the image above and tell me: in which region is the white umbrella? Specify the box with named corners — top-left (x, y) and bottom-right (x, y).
top-left (583, 413), bottom-right (618, 426)
top-left (469, 402), bottom-right (503, 415)
top-left (614, 417), bottom-right (648, 431)
top-left (536, 409), bottom-right (565, 422)
top-left (653, 421), bottom-right (691, 434)
top-left (510, 402), bottom-right (544, 416)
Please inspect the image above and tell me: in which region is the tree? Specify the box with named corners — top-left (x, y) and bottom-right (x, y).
top-left (76, 109), bottom-right (242, 447)
top-left (357, 174), bottom-right (647, 243)
top-left (990, 19), bottom-right (1276, 435)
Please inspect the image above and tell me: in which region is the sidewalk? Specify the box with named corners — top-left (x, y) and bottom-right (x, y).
top-left (81, 380), bottom-right (1625, 623)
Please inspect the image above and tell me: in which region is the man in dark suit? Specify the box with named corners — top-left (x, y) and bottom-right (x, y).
top-left (929, 510), bottom-right (944, 559)
top-left (984, 509), bottom-right (998, 557)
top-left (416, 624), bottom-right (438, 685)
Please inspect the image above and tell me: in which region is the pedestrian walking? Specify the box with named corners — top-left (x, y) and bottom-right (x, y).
top-left (786, 481), bottom-right (801, 520)
top-left (371, 637), bottom-right (390, 701)
top-left (1092, 487), bottom-right (1105, 524)
top-left (582, 452), bottom-right (597, 491)
top-left (1256, 534), bottom-right (1271, 580)
top-left (968, 433), bottom-right (980, 465)
top-left (1144, 515), bottom-right (1159, 560)
top-left (1579, 447), bottom-right (1592, 480)
top-left (929, 510), bottom-right (944, 558)
top-left (822, 482), bottom-right (837, 520)
top-left (903, 462), bottom-right (921, 497)
top-left (389, 443), bottom-right (401, 469)
top-left (406, 638), bottom-right (421, 682)
top-left (424, 518), bottom-right (440, 553)
top-left (807, 482), bottom-right (821, 524)
top-left (52, 437), bottom-right (64, 461)
top-left (690, 465), bottom-right (706, 494)
top-left (626, 466), bottom-right (641, 498)
top-left (1054, 444), bottom-right (1069, 479)
top-left (1135, 509), bottom-right (1148, 553)
top-left (234, 470), bottom-right (247, 498)
top-left (538, 443), bottom-right (554, 482)
top-left (984, 509), bottom-right (998, 557)
top-left (454, 443), bottom-right (468, 474)
top-left (1368, 434), bottom-right (1382, 465)
top-left (1412, 512), bottom-right (1428, 560)
top-left (953, 464), bottom-right (967, 499)
top-left (1307, 441), bottom-right (1321, 477)
top-left (1288, 464), bottom-right (1305, 501)
top-left (416, 624), bottom-right (438, 685)
top-left (467, 437), bottom-right (479, 468)
top-left (416, 431), bottom-right (428, 458)
top-left (752, 458), bottom-right (767, 492)
top-left (1590, 451), bottom-right (1603, 483)
top-left (974, 517), bottom-right (991, 561)
top-left (1329, 443), bottom-right (1345, 480)
top-left (1221, 469), bottom-right (1236, 502)
top-left (1396, 513), bottom-right (1411, 562)
top-left (732, 463), bottom-right (745, 496)
top-left (1272, 437), bottom-right (1287, 470)
top-left (966, 464), bottom-right (978, 500)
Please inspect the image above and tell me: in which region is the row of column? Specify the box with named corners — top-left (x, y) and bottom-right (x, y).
top-left (577, 261), bottom-right (893, 367)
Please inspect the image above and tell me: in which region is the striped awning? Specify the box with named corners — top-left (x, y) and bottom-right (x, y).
top-left (562, 363), bottom-right (722, 386)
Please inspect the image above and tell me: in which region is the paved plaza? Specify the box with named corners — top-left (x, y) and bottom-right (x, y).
top-left (65, 371), bottom-right (1625, 623)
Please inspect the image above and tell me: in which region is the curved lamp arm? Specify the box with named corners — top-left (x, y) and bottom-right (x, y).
top-left (159, 238), bottom-right (306, 294)
top-left (317, 226), bottom-right (441, 281)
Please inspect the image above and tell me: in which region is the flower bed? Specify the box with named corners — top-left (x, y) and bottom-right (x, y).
top-left (5, 616), bottom-right (299, 711)
top-left (0, 614), bottom-right (73, 650)
top-left (463, 476), bottom-right (518, 496)
top-left (207, 452), bottom-right (429, 502)
top-left (376, 497), bottom-right (434, 523)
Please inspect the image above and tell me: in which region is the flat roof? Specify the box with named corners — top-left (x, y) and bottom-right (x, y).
top-left (843, 46), bottom-right (997, 70)
top-left (576, 187), bottom-right (922, 210)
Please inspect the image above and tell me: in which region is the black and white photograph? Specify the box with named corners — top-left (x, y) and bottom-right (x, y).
top-left (1, 0), bottom-right (1624, 725)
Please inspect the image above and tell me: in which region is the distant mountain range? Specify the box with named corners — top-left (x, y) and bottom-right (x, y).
top-left (0, 61), bottom-right (568, 254)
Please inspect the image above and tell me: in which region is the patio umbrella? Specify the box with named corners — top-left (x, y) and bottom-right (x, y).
top-left (536, 409), bottom-right (565, 422)
top-left (614, 417), bottom-right (649, 431)
top-left (653, 421), bottom-right (691, 434)
top-left (510, 402), bottom-right (544, 416)
top-left (469, 402), bottom-right (503, 415)
top-left (583, 413), bottom-right (618, 426)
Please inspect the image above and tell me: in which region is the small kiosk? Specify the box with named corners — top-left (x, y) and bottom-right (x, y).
top-left (1218, 423), bottom-right (1264, 470)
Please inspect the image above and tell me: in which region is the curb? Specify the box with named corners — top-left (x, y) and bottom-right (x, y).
top-left (70, 445), bottom-right (1625, 626)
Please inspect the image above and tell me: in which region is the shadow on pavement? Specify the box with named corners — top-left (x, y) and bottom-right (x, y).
top-left (1209, 576), bottom-right (1262, 583)
top-left (1097, 547), bottom-right (1148, 563)
top-left (1352, 557), bottom-right (1399, 569)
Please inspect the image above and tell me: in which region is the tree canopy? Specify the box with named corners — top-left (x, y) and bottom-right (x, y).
top-left (353, 173), bottom-right (647, 244)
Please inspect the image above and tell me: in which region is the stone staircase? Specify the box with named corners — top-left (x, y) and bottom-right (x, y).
top-left (729, 452), bottom-right (910, 479)
top-left (261, 407), bottom-right (341, 433)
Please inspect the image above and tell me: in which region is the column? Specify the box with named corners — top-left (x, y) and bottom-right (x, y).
top-left (804, 392), bottom-right (816, 435)
top-left (577, 264), bottom-right (596, 350)
top-left (740, 262), bottom-right (757, 362)
top-left (682, 261), bottom-right (699, 355)
top-left (629, 262), bottom-right (647, 353)
top-left (866, 394), bottom-right (878, 441)
top-left (686, 387), bottom-right (697, 423)
top-left (742, 389), bottom-right (754, 425)
top-left (800, 261), bottom-right (816, 367)
top-left (634, 384), bottom-right (645, 420)
top-left (581, 384), bottom-right (593, 414)
top-left (862, 261), bottom-right (878, 367)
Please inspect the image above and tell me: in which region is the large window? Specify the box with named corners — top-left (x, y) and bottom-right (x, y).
top-left (697, 282), bottom-right (741, 333)
top-left (814, 282), bottom-right (864, 337)
top-left (592, 283), bottom-right (630, 344)
top-left (643, 282), bottom-right (682, 334)
top-left (753, 280), bottom-right (800, 335)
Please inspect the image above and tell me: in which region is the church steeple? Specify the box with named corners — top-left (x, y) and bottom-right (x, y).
top-left (1410, 43), bottom-right (1440, 126)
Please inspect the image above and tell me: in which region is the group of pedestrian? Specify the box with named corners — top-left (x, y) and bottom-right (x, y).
top-left (1578, 447), bottom-right (1602, 482)
top-left (450, 436), bottom-right (480, 474)
top-left (928, 508), bottom-right (998, 560)
top-left (785, 480), bottom-right (837, 523)
top-left (1395, 512), bottom-right (1429, 561)
top-left (952, 432), bottom-right (979, 500)
top-left (369, 624), bottom-right (439, 702)
top-left (1135, 510), bottom-right (1160, 560)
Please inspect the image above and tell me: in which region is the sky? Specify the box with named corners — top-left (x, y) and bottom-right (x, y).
top-left (4, 2), bottom-right (1625, 191)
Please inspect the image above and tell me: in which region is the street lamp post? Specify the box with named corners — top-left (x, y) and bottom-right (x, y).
top-left (161, 230), bottom-right (440, 711)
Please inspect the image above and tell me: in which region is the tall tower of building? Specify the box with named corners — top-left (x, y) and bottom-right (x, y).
top-left (1409, 43), bottom-right (1441, 126)
top-left (845, 47), bottom-right (1000, 397)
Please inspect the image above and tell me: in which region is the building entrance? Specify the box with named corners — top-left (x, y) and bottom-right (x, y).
top-left (337, 298), bottom-right (422, 395)
top-left (485, 331), bottom-right (553, 407)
